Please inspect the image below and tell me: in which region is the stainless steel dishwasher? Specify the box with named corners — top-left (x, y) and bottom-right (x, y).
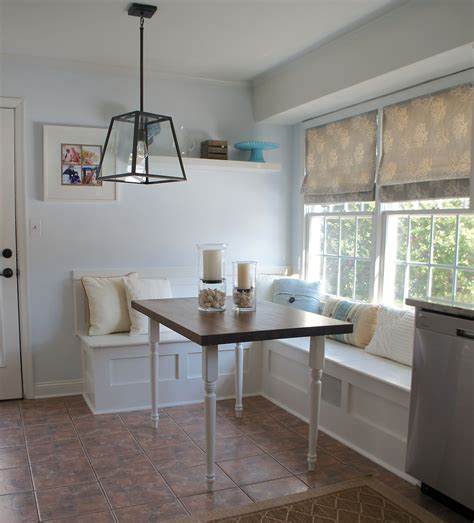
top-left (406, 307), bottom-right (474, 519)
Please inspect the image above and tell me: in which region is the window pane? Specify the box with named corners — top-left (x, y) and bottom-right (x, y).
top-left (456, 270), bottom-right (473, 304)
top-left (340, 218), bottom-right (356, 256)
top-left (308, 217), bottom-right (324, 255)
top-left (324, 257), bottom-right (338, 295)
top-left (306, 255), bottom-right (323, 281)
top-left (325, 219), bottom-right (339, 255)
top-left (395, 217), bottom-right (408, 261)
top-left (394, 264), bottom-right (406, 307)
top-left (458, 216), bottom-right (474, 267)
top-left (355, 260), bottom-right (371, 302)
top-left (339, 259), bottom-right (355, 299)
top-left (432, 216), bottom-right (456, 265)
top-left (408, 265), bottom-right (428, 299)
top-left (431, 268), bottom-right (453, 302)
top-left (356, 218), bottom-right (372, 259)
top-left (409, 217), bottom-right (431, 263)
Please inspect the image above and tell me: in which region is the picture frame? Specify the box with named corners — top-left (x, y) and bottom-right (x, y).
top-left (43, 125), bottom-right (117, 201)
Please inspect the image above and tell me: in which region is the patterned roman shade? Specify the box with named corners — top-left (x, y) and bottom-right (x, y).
top-left (302, 111), bottom-right (377, 204)
top-left (379, 84), bottom-right (473, 202)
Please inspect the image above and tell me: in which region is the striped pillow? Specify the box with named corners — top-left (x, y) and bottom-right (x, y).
top-left (322, 296), bottom-right (379, 348)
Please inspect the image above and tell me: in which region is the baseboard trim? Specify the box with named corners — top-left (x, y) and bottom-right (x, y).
top-left (34, 379), bottom-right (83, 398)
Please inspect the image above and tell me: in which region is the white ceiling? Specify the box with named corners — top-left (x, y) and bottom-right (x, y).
top-left (0, 0), bottom-right (404, 82)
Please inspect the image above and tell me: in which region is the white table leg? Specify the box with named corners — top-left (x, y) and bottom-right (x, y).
top-left (307, 335), bottom-right (325, 471)
top-left (149, 319), bottom-right (160, 428)
top-left (234, 343), bottom-right (243, 418)
top-left (203, 345), bottom-right (218, 491)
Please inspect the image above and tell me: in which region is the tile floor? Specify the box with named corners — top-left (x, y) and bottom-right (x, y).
top-left (0, 395), bottom-right (468, 522)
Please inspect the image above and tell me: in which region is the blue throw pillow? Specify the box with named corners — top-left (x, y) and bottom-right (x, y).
top-left (273, 279), bottom-right (320, 313)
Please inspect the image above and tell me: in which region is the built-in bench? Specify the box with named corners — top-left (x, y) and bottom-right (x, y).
top-left (73, 267), bottom-right (287, 414)
top-left (261, 336), bottom-right (412, 475)
top-left (73, 268), bottom-right (413, 477)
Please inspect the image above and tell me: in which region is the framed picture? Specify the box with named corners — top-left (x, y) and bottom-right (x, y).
top-left (44, 125), bottom-right (117, 201)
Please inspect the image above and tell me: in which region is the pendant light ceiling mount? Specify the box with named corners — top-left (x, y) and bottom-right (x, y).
top-left (97, 3), bottom-right (187, 185)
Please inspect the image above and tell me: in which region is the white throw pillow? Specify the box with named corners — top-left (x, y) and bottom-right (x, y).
top-left (123, 276), bottom-right (172, 336)
top-left (82, 273), bottom-right (138, 335)
top-left (366, 305), bottom-right (415, 366)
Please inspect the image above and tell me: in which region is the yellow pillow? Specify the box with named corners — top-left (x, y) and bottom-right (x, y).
top-left (322, 296), bottom-right (378, 348)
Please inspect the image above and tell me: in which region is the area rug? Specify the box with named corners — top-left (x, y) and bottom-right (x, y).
top-left (177, 478), bottom-right (442, 522)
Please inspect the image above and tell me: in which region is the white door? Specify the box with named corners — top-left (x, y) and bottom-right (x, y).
top-left (0, 108), bottom-right (22, 399)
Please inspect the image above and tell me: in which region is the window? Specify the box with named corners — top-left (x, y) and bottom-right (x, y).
top-left (305, 198), bottom-right (473, 307)
top-left (306, 202), bottom-right (374, 302)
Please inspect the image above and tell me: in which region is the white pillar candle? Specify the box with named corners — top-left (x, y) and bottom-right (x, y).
top-left (203, 249), bottom-right (223, 281)
top-left (237, 262), bottom-right (252, 289)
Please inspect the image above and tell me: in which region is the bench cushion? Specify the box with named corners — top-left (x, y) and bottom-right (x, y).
top-left (276, 337), bottom-right (412, 392)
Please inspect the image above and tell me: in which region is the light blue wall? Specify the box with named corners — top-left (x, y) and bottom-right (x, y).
top-left (1, 59), bottom-right (294, 385)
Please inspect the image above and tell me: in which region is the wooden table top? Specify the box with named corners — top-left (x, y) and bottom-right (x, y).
top-left (132, 297), bottom-right (353, 346)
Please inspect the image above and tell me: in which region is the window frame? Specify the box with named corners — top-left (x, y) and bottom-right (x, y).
top-left (299, 70), bottom-right (473, 306)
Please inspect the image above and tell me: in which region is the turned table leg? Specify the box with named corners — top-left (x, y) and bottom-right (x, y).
top-left (234, 343), bottom-right (244, 418)
top-left (149, 319), bottom-right (160, 428)
top-left (307, 335), bottom-right (325, 471)
top-left (203, 345), bottom-right (218, 491)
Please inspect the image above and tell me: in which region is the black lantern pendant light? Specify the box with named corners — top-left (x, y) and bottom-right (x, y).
top-left (97, 3), bottom-right (187, 184)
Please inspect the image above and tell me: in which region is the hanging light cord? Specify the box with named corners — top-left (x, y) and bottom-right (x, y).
top-left (140, 16), bottom-right (144, 112)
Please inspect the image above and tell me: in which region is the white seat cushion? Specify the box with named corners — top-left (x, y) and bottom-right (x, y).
top-left (80, 330), bottom-right (189, 349)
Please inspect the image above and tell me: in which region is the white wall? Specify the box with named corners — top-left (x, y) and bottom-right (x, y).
top-left (0, 57), bottom-right (293, 387)
top-left (252, 0), bottom-right (473, 123)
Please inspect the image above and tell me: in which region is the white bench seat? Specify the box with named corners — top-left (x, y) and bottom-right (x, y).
top-left (79, 330), bottom-right (189, 349)
top-left (277, 337), bottom-right (412, 392)
top-left (261, 336), bottom-right (412, 476)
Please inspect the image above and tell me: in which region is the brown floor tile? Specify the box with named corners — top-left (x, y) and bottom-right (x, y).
top-left (243, 396), bottom-right (282, 412)
top-left (20, 398), bottom-right (66, 411)
top-left (27, 438), bottom-right (84, 465)
top-left (0, 428), bottom-right (24, 449)
top-left (0, 467), bottom-right (32, 495)
top-left (298, 460), bottom-right (363, 489)
top-left (249, 428), bottom-right (307, 453)
top-left (271, 447), bottom-right (341, 475)
top-left (146, 442), bottom-right (206, 471)
top-left (0, 400), bottom-right (20, 412)
top-left (36, 482), bottom-right (109, 520)
top-left (90, 449), bottom-right (155, 479)
top-left (73, 414), bottom-right (127, 437)
top-left (197, 436), bottom-right (264, 461)
top-left (22, 408), bottom-right (70, 427)
top-left (0, 491), bottom-right (38, 522)
top-left (181, 486), bottom-right (252, 514)
top-left (132, 425), bottom-right (192, 450)
top-left (100, 470), bottom-right (174, 509)
top-left (48, 510), bottom-right (115, 522)
top-left (0, 446), bottom-right (28, 469)
top-left (228, 414), bottom-right (287, 435)
top-left (268, 410), bottom-right (309, 431)
top-left (323, 442), bottom-right (369, 465)
top-left (242, 475), bottom-right (309, 502)
top-left (81, 432), bottom-right (141, 459)
top-left (63, 396), bottom-right (87, 407)
top-left (218, 454), bottom-right (292, 486)
top-left (180, 418), bottom-right (242, 439)
top-left (67, 405), bottom-right (93, 420)
top-left (114, 499), bottom-right (186, 522)
top-left (161, 463), bottom-right (235, 497)
top-left (166, 407), bottom-right (205, 425)
top-left (0, 411), bottom-right (22, 430)
top-left (31, 456), bottom-right (95, 490)
top-left (120, 410), bottom-right (175, 430)
top-left (24, 422), bottom-right (76, 446)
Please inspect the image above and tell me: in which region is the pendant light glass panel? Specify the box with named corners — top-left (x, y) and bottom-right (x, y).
top-left (98, 111), bottom-right (186, 184)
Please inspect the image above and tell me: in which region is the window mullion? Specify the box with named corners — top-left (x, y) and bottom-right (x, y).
top-left (427, 215), bottom-right (435, 299)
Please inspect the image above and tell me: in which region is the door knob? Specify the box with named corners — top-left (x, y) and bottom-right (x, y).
top-left (2, 249), bottom-right (12, 259)
top-left (1, 268), bottom-right (13, 278)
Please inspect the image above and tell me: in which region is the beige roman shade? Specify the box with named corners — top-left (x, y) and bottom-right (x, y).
top-left (302, 111), bottom-right (377, 204)
top-left (379, 84), bottom-right (473, 202)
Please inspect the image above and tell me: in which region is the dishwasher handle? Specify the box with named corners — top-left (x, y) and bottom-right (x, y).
top-left (416, 310), bottom-right (474, 337)
top-left (457, 329), bottom-right (474, 340)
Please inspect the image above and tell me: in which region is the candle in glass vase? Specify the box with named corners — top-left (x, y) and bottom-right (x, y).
top-left (237, 262), bottom-right (252, 289)
top-left (203, 249), bottom-right (223, 281)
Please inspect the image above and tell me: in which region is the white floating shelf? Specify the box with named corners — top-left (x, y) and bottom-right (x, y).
top-left (180, 157), bottom-right (281, 174)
